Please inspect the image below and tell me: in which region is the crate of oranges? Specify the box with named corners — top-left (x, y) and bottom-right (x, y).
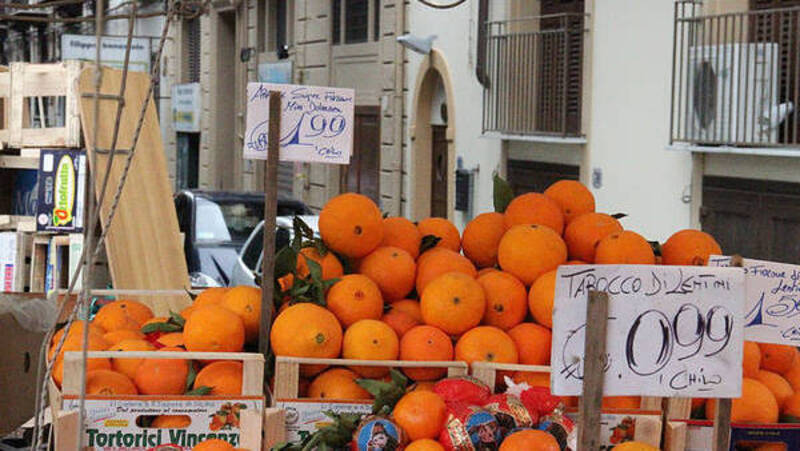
top-left (46, 287), bottom-right (269, 451)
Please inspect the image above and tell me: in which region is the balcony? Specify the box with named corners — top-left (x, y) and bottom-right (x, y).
top-left (670, 2), bottom-right (800, 151)
top-left (481, 13), bottom-right (587, 141)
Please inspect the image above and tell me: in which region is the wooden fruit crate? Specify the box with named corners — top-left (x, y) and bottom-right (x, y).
top-left (8, 61), bottom-right (81, 148)
top-left (51, 350), bottom-right (265, 451)
top-left (0, 66), bottom-right (9, 147)
top-left (270, 356), bottom-right (468, 449)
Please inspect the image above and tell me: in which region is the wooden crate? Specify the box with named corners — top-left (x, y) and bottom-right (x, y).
top-left (273, 356), bottom-right (469, 399)
top-left (51, 350), bottom-right (265, 451)
top-left (0, 66), bottom-right (8, 147)
top-left (9, 61), bottom-right (81, 148)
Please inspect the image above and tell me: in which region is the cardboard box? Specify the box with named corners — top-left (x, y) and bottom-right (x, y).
top-left (682, 420), bottom-right (800, 450)
top-left (36, 149), bottom-right (85, 233)
top-left (0, 232), bottom-right (17, 292)
top-left (565, 410), bottom-right (663, 449)
top-left (275, 399), bottom-right (372, 444)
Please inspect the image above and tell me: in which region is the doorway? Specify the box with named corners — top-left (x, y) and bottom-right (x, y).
top-left (430, 125), bottom-right (449, 217)
top-left (341, 105), bottom-right (380, 202)
top-left (216, 10), bottom-right (236, 189)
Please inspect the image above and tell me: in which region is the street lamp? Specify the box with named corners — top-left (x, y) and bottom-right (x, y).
top-left (396, 34), bottom-right (437, 55)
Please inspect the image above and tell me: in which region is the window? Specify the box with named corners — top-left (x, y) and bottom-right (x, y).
top-left (183, 18), bottom-right (200, 83)
top-left (332, 0), bottom-right (381, 45)
top-left (258, 0), bottom-right (293, 54)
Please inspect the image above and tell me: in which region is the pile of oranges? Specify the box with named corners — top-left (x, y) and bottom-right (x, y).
top-left (48, 287), bottom-right (264, 431)
top-left (269, 179), bottom-right (725, 408)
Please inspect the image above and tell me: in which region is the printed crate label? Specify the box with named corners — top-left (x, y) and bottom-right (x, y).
top-left (62, 396), bottom-right (263, 450)
top-left (565, 411), bottom-right (662, 450)
top-left (683, 420), bottom-right (800, 451)
top-left (275, 398), bottom-right (373, 444)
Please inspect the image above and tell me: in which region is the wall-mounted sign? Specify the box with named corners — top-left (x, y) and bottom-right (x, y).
top-left (61, 34), bottom-right (151, 73)
top-left (244, 83), bottom-right (354, 164)
top-left (551, 264), bottom-right (745, 398)
top-left (172, 83), bottom-right (202, 133)
top-left (258, 61), bottom-right (293, 84)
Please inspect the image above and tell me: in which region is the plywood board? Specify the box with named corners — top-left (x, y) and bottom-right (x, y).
top-left (78, 66), bottom-right (189, 315)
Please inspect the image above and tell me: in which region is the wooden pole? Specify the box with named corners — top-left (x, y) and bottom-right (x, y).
top-left (578, 290), bottom-right (609, 450)
top-left (258, 91), bottom-right (281, 360)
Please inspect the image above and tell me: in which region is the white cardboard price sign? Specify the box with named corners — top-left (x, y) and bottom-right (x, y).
top-left (244, 83), bottom-right (354, 163)
top-left (709, 255), bottom-right (800, 345)
top-left (551, 265), bottom-right (745, 398)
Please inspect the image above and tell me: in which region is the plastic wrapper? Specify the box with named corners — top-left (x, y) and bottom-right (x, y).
top-left (439, 403), bottom-right (501, 451)
top-left (482, 393), bottom-right (536, 441)
top-left (433, 376), bottom-right (491, 406)
top-left (352, 415), bottom-right (406, 451)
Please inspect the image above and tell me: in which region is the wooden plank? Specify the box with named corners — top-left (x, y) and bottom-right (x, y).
top-left (77, 66), bottom-right (190, 316)
top-left (0, 155), bottom-right (39, 169)
top-left (0, 67), bottom-right (9, 145)
top-left (29, 235), bottom-right (49, 292)
top-left (262, 408), bottom-right (287, 451)
top-left (0, 215), bottom-right (36, 232)
top-left (471, 362), bottom-right (550, 389)
top-left (13, 231), bottom-right (32, 291)
top-left (712, 398), bottom-right (732, 451)
top-left (663, 421), bottom-right (687, 451)
top-left (578, 290), bottom-right (609, 451)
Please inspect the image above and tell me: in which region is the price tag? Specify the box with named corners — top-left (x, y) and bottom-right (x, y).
top-left (244, 83), bottom-right (354, 163)
top-left (709, 255), bottom-right (800, 345)
top-left (551, 265), bottom-right (745, 398)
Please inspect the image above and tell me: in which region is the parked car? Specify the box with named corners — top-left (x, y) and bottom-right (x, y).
top-left (229, 215), bottom-right (321, 287)
top-left (174, 190), bottom-right (311, 287)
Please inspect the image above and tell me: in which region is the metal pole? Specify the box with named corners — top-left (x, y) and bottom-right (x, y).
top-left (258, 91), bottom-right (281, 363)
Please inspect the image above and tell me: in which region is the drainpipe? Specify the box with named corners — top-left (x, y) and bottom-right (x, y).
top-left (394, 0), bottom-right (406, 216)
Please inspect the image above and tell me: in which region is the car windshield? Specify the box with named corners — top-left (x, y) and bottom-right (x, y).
top-left (195, 196), bottom-right (263, 244)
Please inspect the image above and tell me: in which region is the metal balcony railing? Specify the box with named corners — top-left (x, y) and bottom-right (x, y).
top-left (482, 13), bottom-right (587, 138)
top-left (671, 2), bottom-right (800, 148)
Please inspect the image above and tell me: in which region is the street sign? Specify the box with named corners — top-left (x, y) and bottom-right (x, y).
top-left (709, 255), bottom-right (800, 345)
top-left (244, 83), bottom-right (354, 164)
top-left (61, 34), bottom-right (151, 73)
top-left (258, 61), bottom-right (293, 83)
top-left (551, 264), bottom-right (745, 398)
top-left (172, 83), bottom-right (201, 133)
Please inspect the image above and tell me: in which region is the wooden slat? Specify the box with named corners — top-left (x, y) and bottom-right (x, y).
top-left (78, 66), bottom-right (190, 316)
top-left (663, 421), bottom-right (687, 451)
top-left (578, 290), bottom-right (609, 451)
top-left (0, 155), bottom-right (39, 169)
top-left (262, 408), bottom-right (287, 451)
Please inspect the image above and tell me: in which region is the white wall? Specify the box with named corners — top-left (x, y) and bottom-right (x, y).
top-left (404, 1), bottom-right (503, 229)
top-left (585, 0), bottom-right (694, 242)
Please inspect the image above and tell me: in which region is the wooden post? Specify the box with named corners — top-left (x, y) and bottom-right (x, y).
top-left (258, 91), bottom-right (281, 359)
top-left (578, 290), bottom-right (609, 450)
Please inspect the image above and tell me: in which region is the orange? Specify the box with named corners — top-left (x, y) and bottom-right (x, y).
top-left (134, 357), bottom-right (190, 395)
top-left (498, 224), bottom-right (567, 285)
top-left (48, 327), bottom-right (109, 362)
top-left (477, 267), bottom-right (499, 276)
top-left (109, 339), bottom-right (156, 380)
top-left (406, 439), bottom-right (445, 451)
top-left (150, 415), bottom-right (191, 428)
top-left (500, 429), bottom-right (560, 451)
top-left (326, 274), bottom-right (384, 327)
top-left (661, 229), bottom-right (722, 266)
top-left (360, 246), bottom-right (417, 301)
top-left (382, 216), bottom-right (423, 259)
top-left (157, 332), bottom-right (184, 348)
top-left (421, 272), bottom-right (486, 336)
top-left (393, 390), bottom-right (447, 440)
top-left (221, 286), bottom-right (262, 344)
top-left (342, 319), bottom-right (400, 378)
top-left (594, 231), bottom-right (656, 265)
top-left (296, 247), bottom-right (344, 280)
top-left (455, 326), bottom-right (519, 365)
top-left (706, 378), bottom-right (778, 423)
top-left (508, 322), bottom-right (551, 365)
top-left (51, 320), bottom-right (105, 348)
top-left (94, 300), bottom-right (154, 331)
top-left (782, 391), bottom-right (800, 419)
top-left (783, 353), bottom-right (800, 392)
top-left (50, 332), bottom-right (111, 388)
top-left (193, 439), bottom-right (234, 451)
top-left (417, 217), bottom-right (461, 252)
top-left (382, 310), bottom-right (421, 338)
top-left (503, 192), bottom-right (565, 235)
top-left (416, 248), bottom-right (477, 295)
top-left (179, 305), bottom-right (197, 321)
top-left (411, 381), bottom-right (436, 392)
top-left (563, 213), bottom-right (623, 263)
top-left (85, 369), bottom-right (138, 395)
top-left (755, 370), bottom-right (794, 409)
top-left (193, 287), bottom-right (230, 308)
top-left (602, 396), bottom-right (641, 409)
top-left (391, 300), bottom-right (423, 322)
top-left (307, 368), bottom-right (371, 400)
top-left (400, 325), bottom-right (455, 381)
top-left (477, 270), bottom-right (527, 330)
top-left (513, 371), bottom-right (550, 387)
top-left (544, 179), bottom-right (595, 224)
top-left (528, 270), bottom-right (556, 328)
top-left (183, 305), bottom-right (245, 353)
top-left (319, 193), bottom-right (384, 258)
top-left (744, 341), bottom-right (761, 378)
top-left (461, 212), bottom-right (506, 268)
top-left (270, 303), bottom-right (342, 376)
top-left (760, 343), bottom-right (798, 375)
top-left (611, 443), bottom-right (659, 451)
top-left (103, 328), bottom-right (145, 346)
top-left (52, 356), bottom-right (112, 389)
top-left (194, 361), bottom-right (243, 395)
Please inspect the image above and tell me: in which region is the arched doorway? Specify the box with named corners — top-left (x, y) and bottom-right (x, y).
top-left (410, 50), bottom-right (456, 220)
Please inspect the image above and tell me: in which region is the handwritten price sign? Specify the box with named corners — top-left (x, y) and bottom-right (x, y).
top-left (551, 265), bottom-right (745, 398)
top-left (709, 255), bottom-right (800, 345)
top-left (244, 83), bottom-right (354, 164)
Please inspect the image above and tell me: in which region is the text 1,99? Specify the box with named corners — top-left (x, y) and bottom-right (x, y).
top-left (282, 113), bottom-right (347, 147)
